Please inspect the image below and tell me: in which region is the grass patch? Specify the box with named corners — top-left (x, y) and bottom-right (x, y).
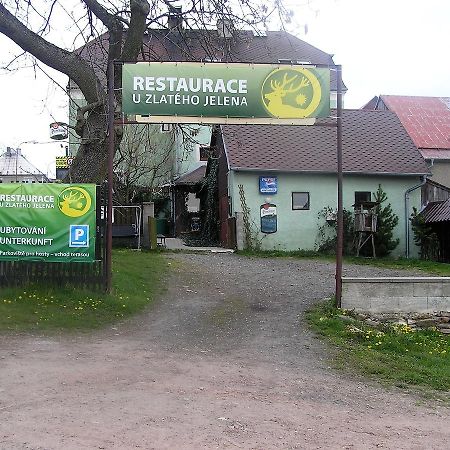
top-left (237, 249), bottom-right (450, 275)
top-left (306, 300), bottom-right (450, 394)
top-left (0, 249), bottom-right (168, 333)
top-left (236, 249), bottom-right (330, 259)
top-left (343, 256), bottom-right (450, 276)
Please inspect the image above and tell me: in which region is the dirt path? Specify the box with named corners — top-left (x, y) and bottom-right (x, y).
top-left (0, 253), bottom-right (448, 449)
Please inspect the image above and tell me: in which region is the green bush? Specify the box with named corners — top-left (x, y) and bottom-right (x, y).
top-left (411, 207), bottom-right (440, 260)
top-left (373, 185), bottom-right (399, 257)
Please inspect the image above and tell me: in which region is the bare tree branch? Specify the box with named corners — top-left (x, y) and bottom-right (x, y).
top-left (121, 0), bottom-right (150, 61)
top-left (0, 4), bottom-right (104, 104)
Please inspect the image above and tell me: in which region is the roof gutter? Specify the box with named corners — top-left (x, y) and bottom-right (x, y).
top-left (230, 167), bottom-right (429, 177)
top-left (405, 175), bottom-right (427, 258)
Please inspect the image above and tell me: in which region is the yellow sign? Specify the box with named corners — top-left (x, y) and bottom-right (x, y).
top-left (55, 156), bottom-right (74, 169)
top-left (261, 68), bottom-right (322, 119)
top-left (57, 186), bottom-right (92, 218)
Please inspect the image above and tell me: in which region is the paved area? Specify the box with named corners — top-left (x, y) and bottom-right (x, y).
top-left (0, 253), bottom-right (448, 449)
top-left (164, 237), bottom-right (233, 252)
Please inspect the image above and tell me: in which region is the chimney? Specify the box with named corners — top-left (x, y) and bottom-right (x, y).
top-left (6, 147), bottom-right (13, 157)
top-left (217, 18), bottom-right (233, 39)
top-left (167, 6), bottom-right (183, 31)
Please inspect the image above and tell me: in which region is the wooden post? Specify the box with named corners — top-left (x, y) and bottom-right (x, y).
top-left (335, 65), bottom-right (344, 307)
top-left (148, 217), bottom-right (157, 249)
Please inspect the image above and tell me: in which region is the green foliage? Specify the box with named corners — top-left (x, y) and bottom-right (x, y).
top-left (238, 184), bottom-right (263, 251)
top-left (373, 185), bottom-right (399, 257)
top-left (237, 248), bottom-right (450, 275)
top-left (0, 250), bottom-right (167, 333)
top-left (200, 158), bottom-right (219, 245)
top-left (237, 248), bottom-right (328, 259)
top-left (410, 207), bottom-right (440, 260)
top-left (343, 255), bottom-right (450, 276)
top-left (183, 158), bottom-right (220, 248)
top-left (307, 299), bottom-right (450, 394)
top-left (316, 207), bottom-right (355, 255)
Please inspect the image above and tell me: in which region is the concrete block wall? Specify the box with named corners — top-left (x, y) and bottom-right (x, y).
top-left (341, 277), bottom-right (450, 314)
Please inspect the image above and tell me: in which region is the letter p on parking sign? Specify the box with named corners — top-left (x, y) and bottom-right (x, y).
top-left (69, 225), bottom-right (89, 248)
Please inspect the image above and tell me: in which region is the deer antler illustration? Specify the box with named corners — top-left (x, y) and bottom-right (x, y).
top-left (63, 191), bottom-right (85, 202)
top-left (270, 74), bottom-right (310, 96)
top-left (264, 71), bottom-right (314, 118)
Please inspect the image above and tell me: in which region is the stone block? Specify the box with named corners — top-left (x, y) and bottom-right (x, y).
top-left (345, 282), bottom-right (385, 299)
top-left (415, 318), bottom-right (438, 328)
top-left (375, 282), bottom-right (413, 298)
top-left (341, 293), bottom-right (370, 312)
top-left (427, 297), bottom-right (450, 312)
top-left (342, 282), bottom-right (365, 297)
top-left (441, 282), bottom-right (450, 296)
top-left (397, 297), bottom-right (428, 313)
top-left (370, 297), bottom-right (400, 313)
top-left (413, 281), bottom-right (442, 297)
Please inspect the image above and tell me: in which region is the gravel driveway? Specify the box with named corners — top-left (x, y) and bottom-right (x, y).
top-left (0, 253), bottom-right (448, 449)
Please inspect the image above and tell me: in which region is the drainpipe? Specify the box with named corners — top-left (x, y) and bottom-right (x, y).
top-left (405, 176), bottom-right (427, 258)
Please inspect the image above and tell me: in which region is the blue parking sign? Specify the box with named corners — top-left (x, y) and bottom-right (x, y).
top-left (69, 225), bottom-right (89, 248)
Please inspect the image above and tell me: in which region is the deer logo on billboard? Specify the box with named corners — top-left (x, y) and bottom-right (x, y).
top-left (262, 68), bottom-right (322, 118)
top-left (58, 186), bottom-right (92, 218)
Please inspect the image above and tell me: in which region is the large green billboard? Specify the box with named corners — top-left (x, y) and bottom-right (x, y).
top-left (0, 184), bottom-right (97, 262)
top-left (122, 62), bottom-right (330, 124)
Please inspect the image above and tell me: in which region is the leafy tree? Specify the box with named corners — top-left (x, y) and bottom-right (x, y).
top-left (373, 185), bottom-right (399, 257)
top-left (0, 1), bottom-right (293, 183)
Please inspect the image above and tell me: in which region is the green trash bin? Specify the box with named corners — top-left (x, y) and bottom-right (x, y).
top-left (156, 218), bottom-right (168, 236)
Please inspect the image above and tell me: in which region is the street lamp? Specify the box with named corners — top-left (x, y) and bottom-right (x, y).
top-left (15, 140), bottom-right (38, 182)
top-left (14, 140), bottom-right (65, 182)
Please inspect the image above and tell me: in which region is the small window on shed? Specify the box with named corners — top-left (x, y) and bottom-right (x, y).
top-left (161, 123), bottom-right (171, 132)
top-left (292, 192), bottom-right (310, 210)
top-left (355, 191), bottom-right (371, 206)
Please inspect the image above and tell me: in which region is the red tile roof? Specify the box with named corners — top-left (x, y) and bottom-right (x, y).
top-left (221, 110), bottom-right (430, 175)
top-left (381, 96), bottom-right (450, 150)
top-left (421, 149), bottom-right (450, 160)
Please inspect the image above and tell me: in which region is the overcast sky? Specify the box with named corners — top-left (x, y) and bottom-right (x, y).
top-left (0, 0), bottom-right (448, 176)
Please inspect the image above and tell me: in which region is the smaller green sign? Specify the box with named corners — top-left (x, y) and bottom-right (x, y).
top-left (0, 183), bottom-right (97, 263)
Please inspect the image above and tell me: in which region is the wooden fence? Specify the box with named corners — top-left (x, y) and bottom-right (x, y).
top-left (0, 259), bottom-right (106, 290)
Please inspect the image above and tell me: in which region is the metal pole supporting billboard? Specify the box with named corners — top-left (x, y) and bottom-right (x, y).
top-left (335, 65), bottom-right (343, 307)
top-left (106, 60), bottom-right (115, 292)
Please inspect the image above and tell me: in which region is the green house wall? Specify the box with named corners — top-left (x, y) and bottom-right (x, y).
top-left (174, 125), bottom-right (212, 178)
top-left (229, 171), bottom-right (422, 257)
